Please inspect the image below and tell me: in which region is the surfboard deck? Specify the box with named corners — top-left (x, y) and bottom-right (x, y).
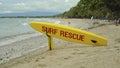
top-left (30, 22), bottom-right (107, 46)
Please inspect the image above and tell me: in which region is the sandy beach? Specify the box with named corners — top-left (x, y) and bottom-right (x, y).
top-left (0, 19), bottom-right (120, 68)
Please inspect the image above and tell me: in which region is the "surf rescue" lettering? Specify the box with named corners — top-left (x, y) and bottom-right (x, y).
top-left (60, 30), bottom-right (84, 41)
top-left (42, 26), bottom-right (85, 41)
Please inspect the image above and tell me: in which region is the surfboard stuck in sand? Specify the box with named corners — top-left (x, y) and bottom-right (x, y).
top-left (30, 21), bottom-right (107, 47)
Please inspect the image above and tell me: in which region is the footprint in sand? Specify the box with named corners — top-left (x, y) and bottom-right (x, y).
top-left (113, 46), bottom-right (120, 52)
top-left (37, 63), bottom-right (47, 67)
top-left (81, 66), bottom-right (86, 68)
top-left (64, 56), bottom-right (72, 60)
top-left (73, 49), bottom-right (80, 51)
top-left (35, 57), bottom-right (45, 62)
top-left (115, 38), bottom-right (120, 43)
top-left (72, 52), bottom-right (85, 55)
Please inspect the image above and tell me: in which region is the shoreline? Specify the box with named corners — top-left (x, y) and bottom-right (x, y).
top-left (0, 18), bottom-right (120, 68)
top-left (0, 32), bottom-right (41, 46)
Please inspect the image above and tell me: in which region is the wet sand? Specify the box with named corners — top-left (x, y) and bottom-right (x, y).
top-left (0, 19), bottom-right (120, 68)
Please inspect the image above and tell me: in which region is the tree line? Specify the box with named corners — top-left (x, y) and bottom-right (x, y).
top-left (57, 0), bottom-right (120, 19)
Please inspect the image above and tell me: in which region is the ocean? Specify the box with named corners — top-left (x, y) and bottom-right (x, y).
top-left (0, 18), bottom-right (62, 46)
top-left (0, 18), bottom-right (63, 64)
top-left (0, 18), bottom-right (34, 39)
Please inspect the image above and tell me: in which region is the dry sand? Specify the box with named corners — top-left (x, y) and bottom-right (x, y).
top-left (0, 19), bottom-right (120, 68)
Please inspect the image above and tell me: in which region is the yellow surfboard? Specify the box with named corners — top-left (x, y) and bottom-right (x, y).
top-left (30, 22), bottom-right (107, 46)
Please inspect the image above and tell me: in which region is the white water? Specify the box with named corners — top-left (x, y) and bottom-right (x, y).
top-left (0, 18), bottom-right (64, 64)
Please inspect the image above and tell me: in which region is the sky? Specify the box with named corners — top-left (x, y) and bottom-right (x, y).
top-left (0, 0), bottom-right (80, 14)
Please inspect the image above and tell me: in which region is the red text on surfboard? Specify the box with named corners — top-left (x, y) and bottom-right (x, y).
top-left (60, 30), bottom-right (84, 41)
top-left (42, 26), bottom-right (57, 35)
top-left (42, 26), bottom-right (84, 41)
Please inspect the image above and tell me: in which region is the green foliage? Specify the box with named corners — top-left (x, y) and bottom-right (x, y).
top-left (62, 0), bottom-right (120, 19)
